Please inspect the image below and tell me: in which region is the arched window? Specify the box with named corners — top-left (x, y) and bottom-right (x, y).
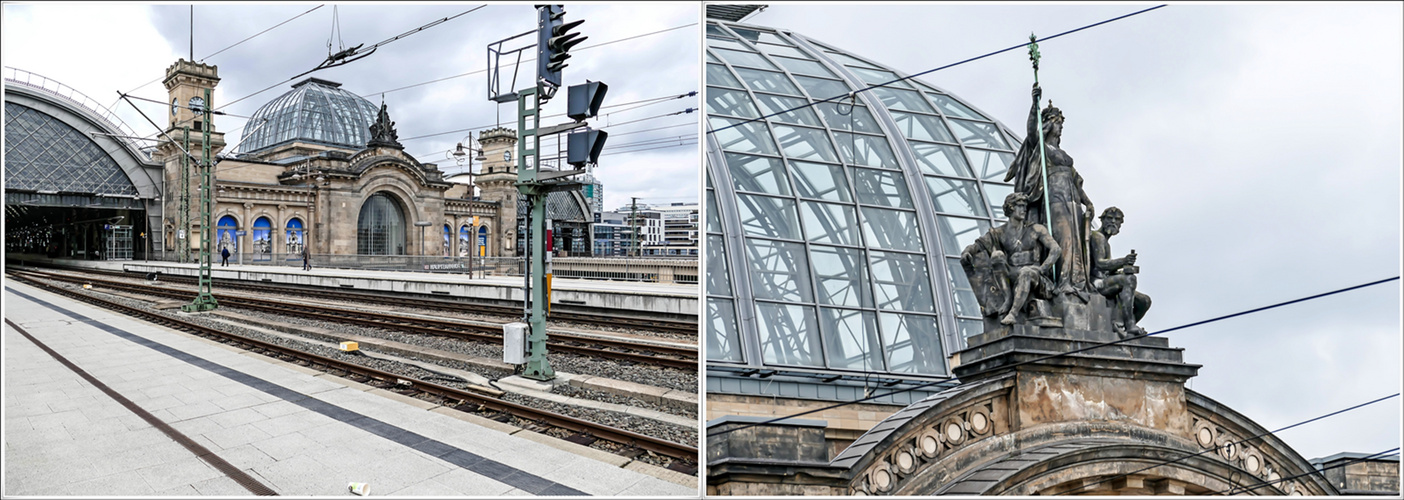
top-left (357, 192), bottom-right (405, 255)
top-left (216, 215), bottom-right (238, 255)
top-left (478, 225), bottom-right (488, 256)
top-left (252, 217), bottom-right (273, 260)
top-left (285, 218), bottom-right (305, 257)
top-left (459, 225), bottom-right (472, 257)
top-left (443, 224), bottom-right (452, 256)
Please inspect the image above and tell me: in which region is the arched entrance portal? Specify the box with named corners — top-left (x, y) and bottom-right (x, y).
top-left (357, 192), bottom-right (406, 255)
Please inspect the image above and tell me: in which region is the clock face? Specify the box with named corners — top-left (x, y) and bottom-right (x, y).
top-left (503, 151), bottom-right (512, 162)
top-left (171, 98), bottom-right (178, 116)
top-left (188, 97), bottom-right (205, 114)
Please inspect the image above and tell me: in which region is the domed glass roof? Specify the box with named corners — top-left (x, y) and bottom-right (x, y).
top-left (239, 77), bottom-right (378, 156)
top-left (705, 20), bottom-right (1022, 380)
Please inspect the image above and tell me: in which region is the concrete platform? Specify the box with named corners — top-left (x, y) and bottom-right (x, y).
top-left (2, 280), bottom-right (697, 496)
top-left (6, 255), bottom-right (698, 317)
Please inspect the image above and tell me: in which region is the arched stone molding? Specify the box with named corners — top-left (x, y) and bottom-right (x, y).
top-left (346, 147), bottom-right (449, 190)
top-left (831, 372), bottom-right (1335, 496)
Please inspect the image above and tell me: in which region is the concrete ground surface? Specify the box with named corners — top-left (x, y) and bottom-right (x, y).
top-left (2, 280), bottom-right (697, 496)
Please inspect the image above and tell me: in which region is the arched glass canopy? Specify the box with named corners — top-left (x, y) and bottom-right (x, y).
top-left (706, 20), bottom-right (1023, 380)
top-left (239, 78), bottom-right (378, 156)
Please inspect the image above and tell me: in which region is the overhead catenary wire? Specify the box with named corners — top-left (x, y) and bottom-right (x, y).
top-left (706, 4), bottom-right (1167, 136)
top-left (401, 90), bottom-right (696, 149)
top-left (1056, 393), bottom-right (1402, 495)
top-left (1216, 448), bottom-right (1401, 496)
top-left (363, 22), bottom-right (696, 97)
top-left (219, 6), bottom-right (485, 111)
top-left (705, 275), bottom-right (1401, 438)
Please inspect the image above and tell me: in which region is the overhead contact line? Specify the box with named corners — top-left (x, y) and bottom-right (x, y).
top-left (706, 276), bottom-right (1401, 438)
top-left (1216, 448), bottom-right (1401, 496)
top-left (1055, 393), bottom-right (1402, 495)
top-left (706, 5), bottom-right (1168, 136)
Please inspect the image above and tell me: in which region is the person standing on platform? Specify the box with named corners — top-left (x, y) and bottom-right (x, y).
top-left (220, 246), bottom-right (230, 267)
top-left (301, 245), bottom-right (311, 271)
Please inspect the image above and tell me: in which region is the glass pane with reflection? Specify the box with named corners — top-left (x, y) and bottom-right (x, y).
top-left (821, 308), bottom-right (883, 371)
top-left (746, 238), bottom-right (813, 303)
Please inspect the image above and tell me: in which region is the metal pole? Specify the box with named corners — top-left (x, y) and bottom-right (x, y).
top-left (517, 86), bottom-right (554, 381)
top-left (1029, 34), bottom-right (1054, 233)
top-left (185, 88), bottom-right (218, 311)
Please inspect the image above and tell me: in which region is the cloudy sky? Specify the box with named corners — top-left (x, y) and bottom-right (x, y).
top-left (736, 2), bottom-right (1401, 462)
top-left (2, 2), bottom-right (700, 212)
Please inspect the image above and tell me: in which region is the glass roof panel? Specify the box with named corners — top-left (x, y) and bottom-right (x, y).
top-left (801, 201), bottom-right (862, 246)
top-left (756, 302), bottom-right (822, 367)
top-left (732, 67), bottom-right (802, 95)
top-left (757, 43), bottom-right (809, 59)
top-left (752, 93), bottom-right (821, 126)
top-left (706, 24), bottom-right (729, 37)
top-left (946, 258), bottom-right (983, 318)
top-left (821, 307), bottom-right (883, 371)
top-left (983, 183), bottom-right (1015, 219)
top-left (846, 66), bottom-right (914, 89)
top-left (834, 132), bottom-right (899, 169)
top-left (706, 63), bottom-right (744, 88)
top-left (773, 56), bottom-right (836, 78)
top-left (706, 186), bottom-right (722, 233)
top-left (936, 216), bottom-right (990, 257)
top-left (707, 87), bottom-right (761, 118)
top-left (812, 245), bottom-right (872, 307)
top-left (891, 111), bottom-right (955, 143)
top-left (3, 102), bottom-right (138, 195)
top-left (707, 298), bottom-right (744, 362)
top-left (707, 51), bottom-right (722, 63)
top-left (772, 124), bottom-right (838, 162)
top-left (925, 177), bottom-right (988, 217)
top-left (870, 87), bottom-right (937, 113)
top-left (966, 148), bottom-right (1015, 181)
top-left (792, 75), bottom-right (851, 101)
top-left (714, 48), bottom-right (779, 70)
top-left (736, 193), bottom-right (801, 239)
top-left (815, 103), bottom-right (882, 134)
top-left (707, 234), bottom-right (732, 296)
top-left (789, 160), bottom-right (852, 202)
top-left (911, 141), bottom-right (974, 178)
top-left (869, 251), bottom-right (936, 313)
top-left (947, 119), bottom-right (1010, 149)
top-left (725, 152), bottom-right (791, 195)
top-left (709, 116), bottom-right (778, 155)
top-left (860, 207), bottom-right (923, 252)
top-left (880, 312), bottom-right (944, 374)
top-left (728, 26), bottom-right (765, 42)
top-left (746, 238), bottom-right (814, 302)
top-left (852, 167), bottom-right (914, 209)
top-left (928, 93), bottom-right (985, 120)
top-left (823, 51), bottom-right (882, 69)
top-left (707, 36), bottom-right (752, 52)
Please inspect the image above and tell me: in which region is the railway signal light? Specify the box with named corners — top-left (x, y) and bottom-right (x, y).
top-left (537, 5), bottom-right (586, 91)
top-left (567, 129), bottom-right (607, 167)
top-left (567, 81), bottom-right (608, 121)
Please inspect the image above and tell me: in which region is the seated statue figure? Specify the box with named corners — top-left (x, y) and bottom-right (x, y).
top-left (1089, 207), bottom-right (1151, 336)
top-left (961, 192), bottom-right (1062, 326)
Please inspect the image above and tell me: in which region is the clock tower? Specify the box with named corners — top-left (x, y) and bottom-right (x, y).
top-left (154, 59), bottom-right (225, 259)
top-left (474, 127), bottom-right (519, 257)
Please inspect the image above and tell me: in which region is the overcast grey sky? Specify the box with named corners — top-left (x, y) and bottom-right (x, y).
top-left (738, 2), bottom-right (1401, 462)
top-left (2, 2), bottom-right (699, 211)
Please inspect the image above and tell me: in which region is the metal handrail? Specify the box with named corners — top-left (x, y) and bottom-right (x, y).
top-left (3, 66), bottom-right (148, 157)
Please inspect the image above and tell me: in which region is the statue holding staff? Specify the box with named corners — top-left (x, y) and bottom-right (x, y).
top-left (1007, 35), bottom-right (1095, 300)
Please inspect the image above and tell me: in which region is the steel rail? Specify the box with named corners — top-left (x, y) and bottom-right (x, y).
top-left (11, 269), bottom-right (696, 369)
top-left (5, 271), bottom-right (699, 463)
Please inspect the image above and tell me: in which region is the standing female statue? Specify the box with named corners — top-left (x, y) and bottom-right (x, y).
top-left (1006, 84), bottom-right (1094, 297)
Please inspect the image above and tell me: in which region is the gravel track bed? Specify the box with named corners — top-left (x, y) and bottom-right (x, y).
top-left (35, 279), bottom-right (698, 450)
top-left (553, 384), bottom-right (698, 421)
top-left (227, 304), bottom-right (698, 393)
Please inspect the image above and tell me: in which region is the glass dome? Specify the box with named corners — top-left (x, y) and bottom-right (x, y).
top-left (705, 20), bottom-right (1023, 380)
top-left (239, 77), bottom-right (378, 156)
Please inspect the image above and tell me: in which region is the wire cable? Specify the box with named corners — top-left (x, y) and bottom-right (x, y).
top-left (1217, 448), bottom-right (1400, 496)
top-left (1056, 393), bottom-right (1401, 495)
top-left (706, 275), bottom-right (1401, 438)
top-left (401, 90), bottom-right (695, 147)
top-left (707, 5), bottom-right (1167, 136)
top-left (363, 23), bottom-right (695, 97)
top-left (598, 141), bottom-right (695, 157)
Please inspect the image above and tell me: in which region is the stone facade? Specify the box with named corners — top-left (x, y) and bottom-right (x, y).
top-left (153, 59), bottom-right (505, 259)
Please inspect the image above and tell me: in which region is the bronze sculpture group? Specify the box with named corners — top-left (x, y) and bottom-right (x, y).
top-left (960, 84), bottom-right (1150, 338)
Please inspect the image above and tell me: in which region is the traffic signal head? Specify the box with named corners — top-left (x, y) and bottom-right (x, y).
top-left (537, 5), bottom-right (586, 90)
top-left (567, 81), bottom-right (608, 121)
top-left (567, 129), bottom-right (607, 168)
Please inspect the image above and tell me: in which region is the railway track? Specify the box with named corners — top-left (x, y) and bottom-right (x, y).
top-left (54, 266), bottom-right (697, 335)
top-left (12, 269), bottom-right (696, 370)
top-left (5, 271), bottom-right (699, 467)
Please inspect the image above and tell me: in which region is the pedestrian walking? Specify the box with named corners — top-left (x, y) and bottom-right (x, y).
top-left (220, 247), bottom-right (230, 267)
top-left (301, 246), bottom-right (312, 271)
